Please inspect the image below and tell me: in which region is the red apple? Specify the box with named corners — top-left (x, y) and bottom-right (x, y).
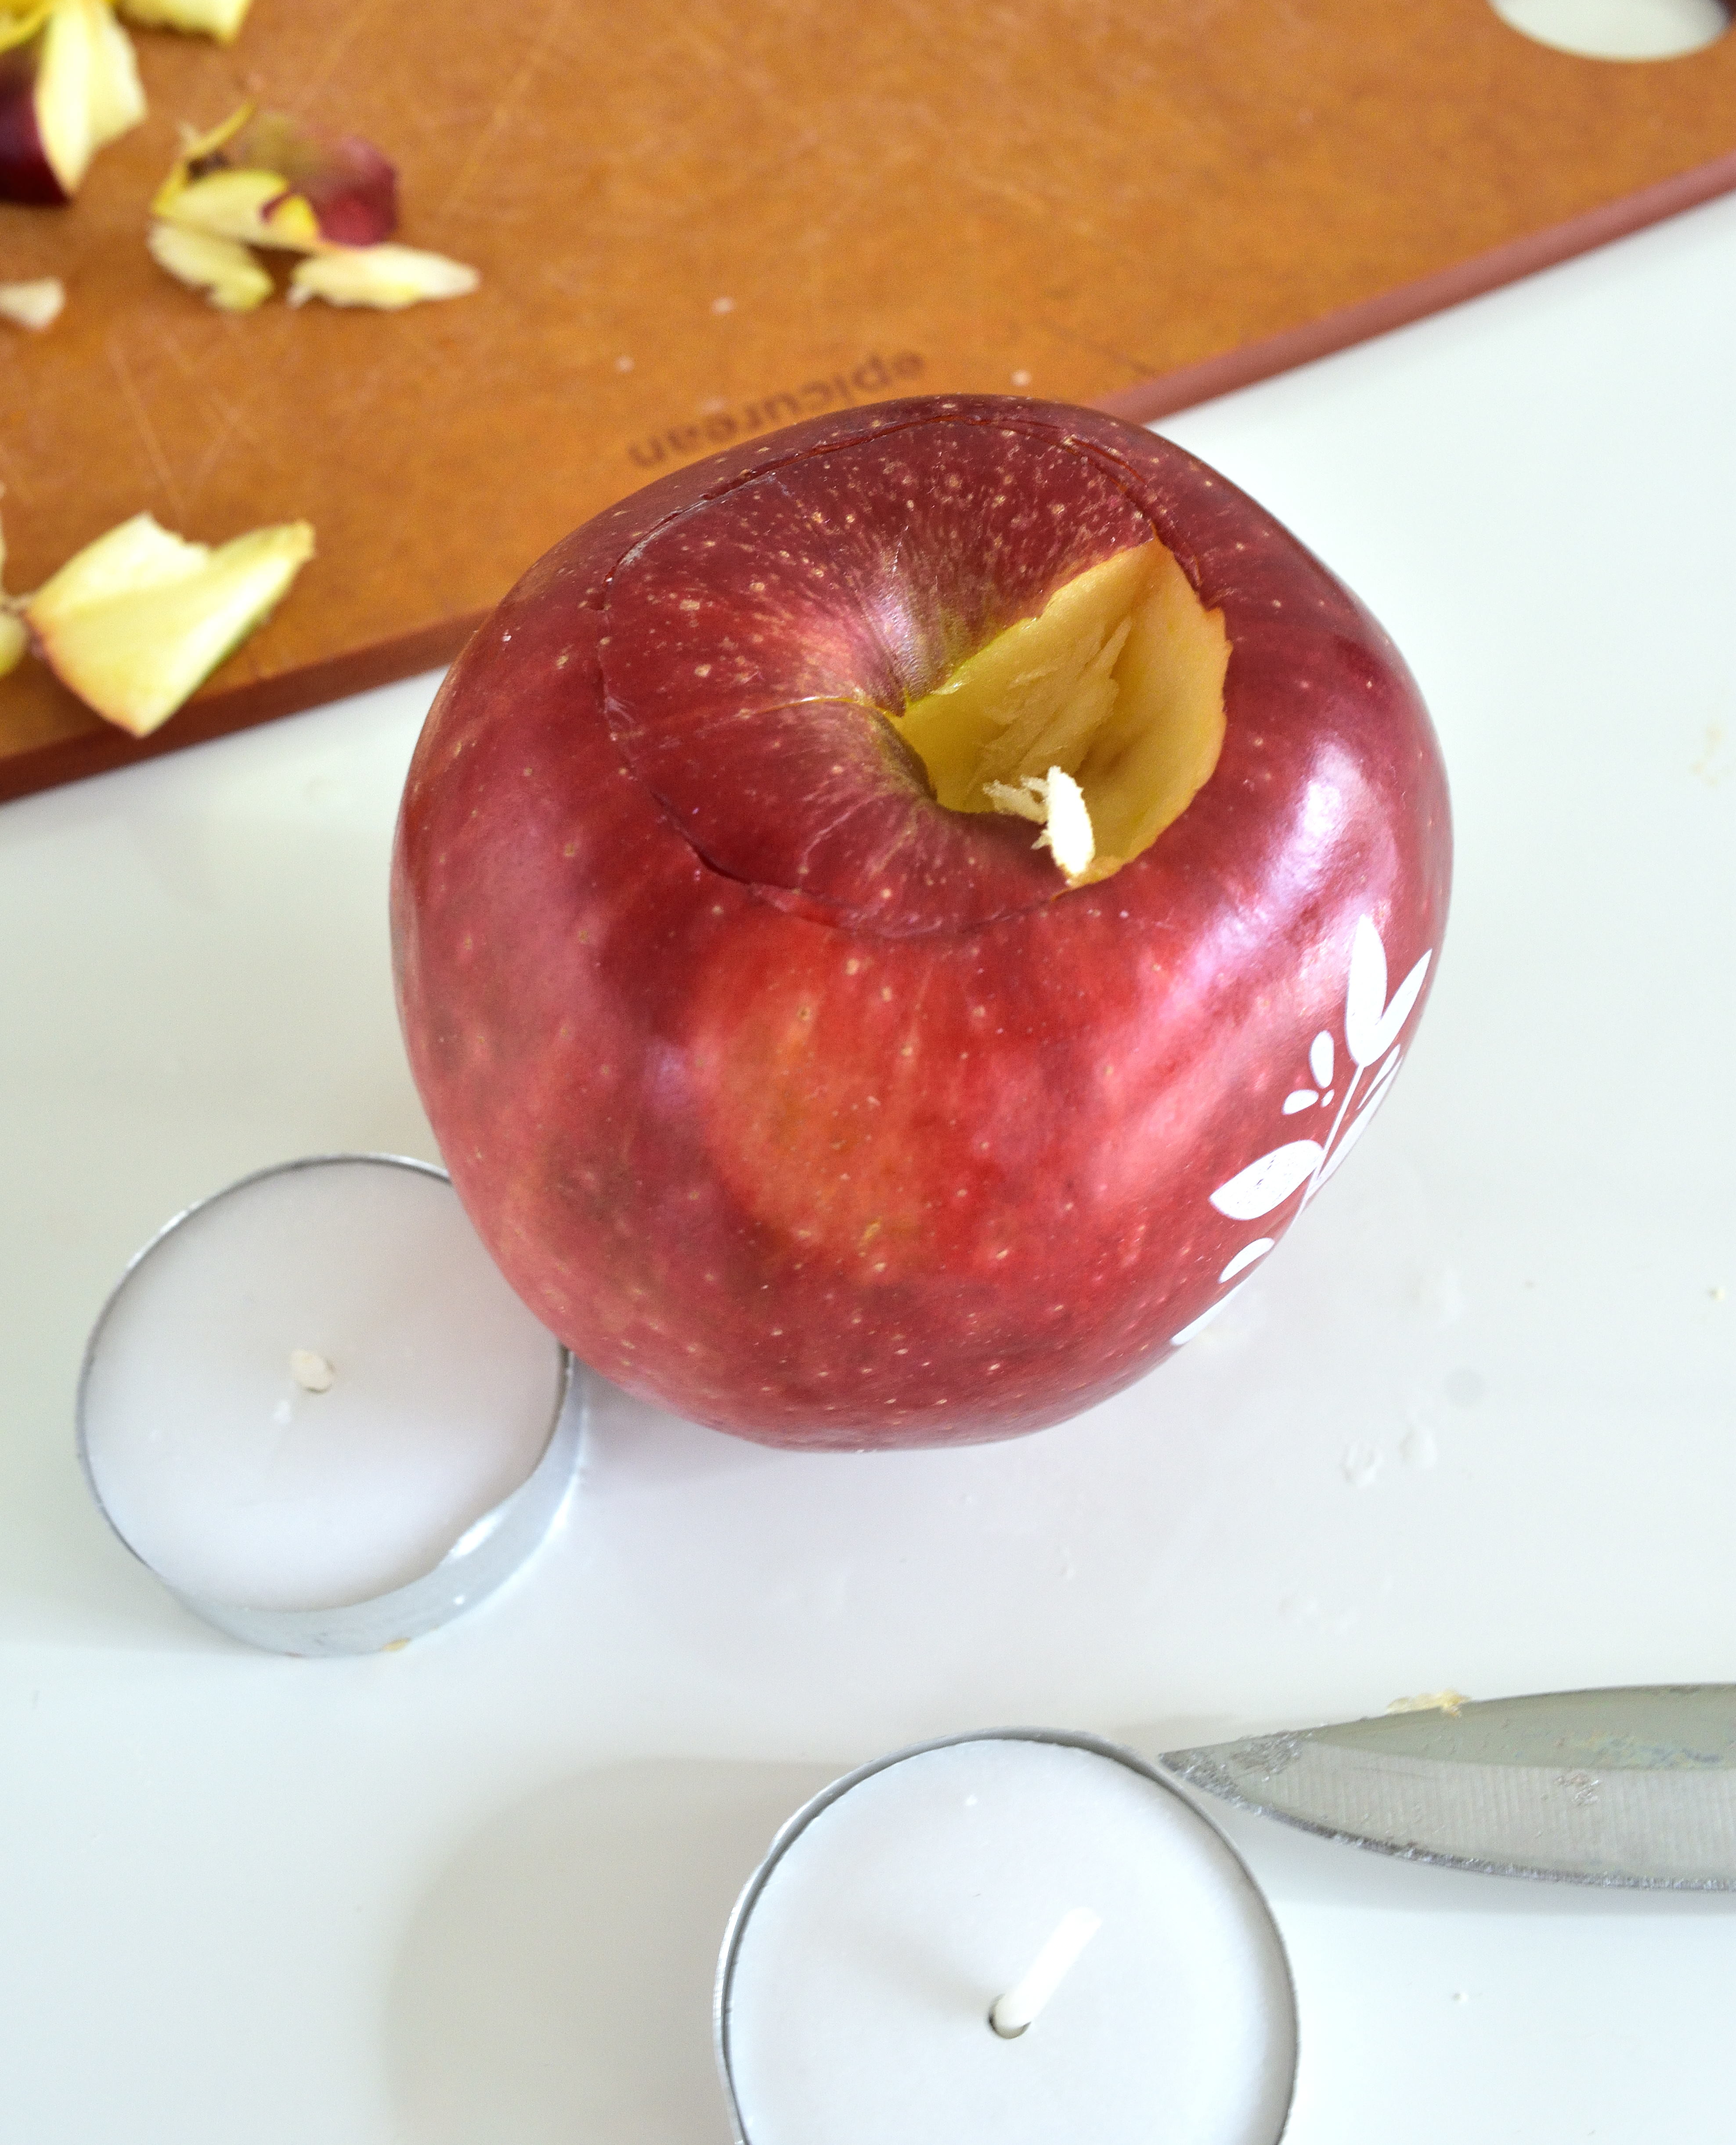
top-left (391, 394), bottom-right (1451, 1450)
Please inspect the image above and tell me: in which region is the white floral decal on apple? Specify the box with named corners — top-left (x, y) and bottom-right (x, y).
top-left (1170, 915), bottom-right (1432, 1345)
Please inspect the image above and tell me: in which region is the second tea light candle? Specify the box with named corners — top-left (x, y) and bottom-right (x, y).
top-left (717, 1731), bottom-right (1296, 2145)
top-left (78, 1155), bottom-right (581, 1653)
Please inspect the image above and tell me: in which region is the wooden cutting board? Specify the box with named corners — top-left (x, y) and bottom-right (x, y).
top-left (4, 0), bottom-right (1734, 802)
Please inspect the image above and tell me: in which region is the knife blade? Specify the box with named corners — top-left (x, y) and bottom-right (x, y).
top-left (1161, 1685), bottom-right (1736, 1888)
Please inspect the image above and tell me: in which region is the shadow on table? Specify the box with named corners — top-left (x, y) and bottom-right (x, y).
top-left (384, 1755), bottom-right (836, 2145)
top-left (0, 1455), bottom-right (242, 1655)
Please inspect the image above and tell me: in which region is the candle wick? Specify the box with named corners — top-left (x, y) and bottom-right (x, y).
top-left (989, 1906), bottom-right (1102, 2039)
top-left (289, 1349), bottom-right (336, 1394)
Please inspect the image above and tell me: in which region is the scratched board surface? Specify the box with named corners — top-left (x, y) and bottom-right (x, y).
top-left (3, 0), bottom-right (1735, 798)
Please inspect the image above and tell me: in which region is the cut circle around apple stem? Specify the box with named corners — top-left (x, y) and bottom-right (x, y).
top-left (598, 416), bottom-right (1228, 925)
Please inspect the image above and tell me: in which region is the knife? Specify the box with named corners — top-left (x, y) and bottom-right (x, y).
top-left (1161, 1685), bottom-right (1736, 1889)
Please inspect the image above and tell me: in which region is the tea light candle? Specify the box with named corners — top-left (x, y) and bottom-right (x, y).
top-left (78, 1156), bottom-right (582, 1654)
top-left (717, 1731), bottom-right (1296, 2145)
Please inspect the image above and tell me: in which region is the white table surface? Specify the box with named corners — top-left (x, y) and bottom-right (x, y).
top-left (3, 186), bottom-right (1733, 2143)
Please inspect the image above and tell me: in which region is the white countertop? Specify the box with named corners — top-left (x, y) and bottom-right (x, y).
top-left (2, 186), bottom-right (1732, 2142)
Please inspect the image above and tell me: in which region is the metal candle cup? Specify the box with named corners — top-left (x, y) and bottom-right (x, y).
top-left (716, 1729), bottom-right (1298, 2145)
top-left (76, 1155), bottom-right (583, 1655)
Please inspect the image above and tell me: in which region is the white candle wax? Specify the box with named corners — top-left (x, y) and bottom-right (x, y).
top-left (719, 1735), bottom-right (1295, 2145)
top-left (80, 1157), bottom-right (567, 1615)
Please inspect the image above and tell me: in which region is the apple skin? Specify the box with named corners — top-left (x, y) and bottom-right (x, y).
top-left (0, 26), bottom-right (65, 205)
top-left (295, 134), bottom-right (396, 245)
top-left (233, 112), bottom-right (398, 246)
top-left (391, 395), bottom-right (1451, 1450)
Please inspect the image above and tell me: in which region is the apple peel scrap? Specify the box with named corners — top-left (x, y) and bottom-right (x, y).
top-left (2, 512), bottom-right (314, 734)
top-left (0, 0), bottom-right (144, 204)
top-left (117, 0), bottom-right (253, 43)
top-left (149, 104), bottom-right (477, 312)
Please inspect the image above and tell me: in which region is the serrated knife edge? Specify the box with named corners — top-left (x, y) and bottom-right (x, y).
top-left (1161, 1737), bottom-right (1736, 1889)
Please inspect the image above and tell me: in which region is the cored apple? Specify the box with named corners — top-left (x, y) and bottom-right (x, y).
top-left (391, 395), bottom-right (1451, 1450)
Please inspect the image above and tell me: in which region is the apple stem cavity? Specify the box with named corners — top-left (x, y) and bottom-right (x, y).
top-left (893, 537), bottom-right (1228, 890)
top-left (983, 764), bottom-right (1097, 882)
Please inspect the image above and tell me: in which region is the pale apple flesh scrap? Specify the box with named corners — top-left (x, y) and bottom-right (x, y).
top-left (23, 512), bottom-right (314, 736)
top-left (0, 0), bottom-right (144, 203)
top-left (287, 242), bottom-right (479, 311)
top-left (117, 0), bottom-right (252, 43)
top-left (895, 538), bottom-right (1230, 886)
top-left (0, 272), bottom-right (64, 326)
top-left (145, 219), bottom-right (271, 310)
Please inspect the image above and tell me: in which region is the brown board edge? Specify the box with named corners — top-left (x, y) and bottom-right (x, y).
top-left (6, 142), bottom-right (1736, 809)
top-left (1094, 146), bottom-right (1736, 425)
top-left (0, 610), bottom-right (483, 806)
